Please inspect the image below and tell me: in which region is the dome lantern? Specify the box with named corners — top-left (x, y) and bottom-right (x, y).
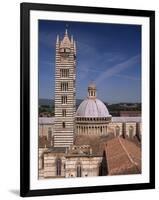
top-left (88, 83), bottom-right (96, 99)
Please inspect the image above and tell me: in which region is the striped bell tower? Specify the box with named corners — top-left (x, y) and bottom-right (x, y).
top-left (54, 29), bottom-right (76, 147)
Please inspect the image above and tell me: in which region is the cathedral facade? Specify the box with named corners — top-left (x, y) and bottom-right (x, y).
top-left (38, 30), bottom-right (141, 179)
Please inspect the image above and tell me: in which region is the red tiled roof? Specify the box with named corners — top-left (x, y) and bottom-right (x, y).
top-left (104, 137), bottom-right (141, 175)
top-left (74, 134), bottom-right (115, 155)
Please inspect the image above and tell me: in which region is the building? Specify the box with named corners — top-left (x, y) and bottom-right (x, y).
top-left (38, 30), bottom-right (141, 179)
top-left (76, 83), bottom-right (112, 136)
top-left (54, 29), bottom-right (76, 147)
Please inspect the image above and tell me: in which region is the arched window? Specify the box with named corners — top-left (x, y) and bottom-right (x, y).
top-left (61, 82), bottom-right (68, 91)
top-left (62, 122), bottom-right (66, 128)
top-left (62, 109), bottom-right (66, 117)
top-left (77, 163), bottom-right (82, 177)
top-left (60, 69), bottom-right (69, 77)
top-left (100, 127), bottom-right (102, 133)
top-left (61, 95), bottom-right (67, 104)
top-left (129, 126), bottom-right (134, 138)
top-left (115, 126), bottom-right (120, 136)
top-left (56, 158), bottom-right (62, 176)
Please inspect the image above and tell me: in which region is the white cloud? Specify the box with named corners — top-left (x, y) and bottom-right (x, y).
top-left (95, 54), bottom-right (140, 85)
top-left (113, 74), bottom-right (141, 81)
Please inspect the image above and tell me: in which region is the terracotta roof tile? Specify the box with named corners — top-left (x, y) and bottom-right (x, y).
top-left (104, 137), bottom-right (141, 175)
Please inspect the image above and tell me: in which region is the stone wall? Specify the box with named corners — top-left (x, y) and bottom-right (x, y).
top-left (39, 150), bottom-right (102, 179)
top-left (65, 156), bottom-right (102, 178)
top-left (43, 153), bottom-right (66, 178)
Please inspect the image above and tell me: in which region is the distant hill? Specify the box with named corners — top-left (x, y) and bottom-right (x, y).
top-left (39, 99), bottom-right (141, 110)
top-left (39, 99), bottom-right (54, 107)
top-left (39, 98), bottom-right (141, 117)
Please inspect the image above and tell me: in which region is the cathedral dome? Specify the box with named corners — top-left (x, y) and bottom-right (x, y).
top-left (76, 83), bottom-right (111, 118)
top-left (76, 98), bottom-right (110, 118)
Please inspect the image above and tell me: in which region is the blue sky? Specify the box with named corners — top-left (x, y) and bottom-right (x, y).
top-left (38, 20), bottom-right (141, 103)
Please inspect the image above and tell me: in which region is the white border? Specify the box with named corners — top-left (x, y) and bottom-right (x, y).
top-left (30, 10), bottom-right (150, 190)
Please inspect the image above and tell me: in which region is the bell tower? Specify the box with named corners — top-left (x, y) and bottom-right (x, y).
top-left (54, 29), bottom-right (76, 147)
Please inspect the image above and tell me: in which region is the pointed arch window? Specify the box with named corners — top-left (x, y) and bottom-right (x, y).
top-left (60, 69), bottom-right (69, 77)
top-left (77, 163), bottom-right (82, 177)
top-left (62, 109), bottom-right (66, 117)
top-left (61, 96), bottom-right (67, 104)
top-left (100, 127), bottom-right (103, 133)
top-left (56, 158), bottom-right (62, 176)
top-left (61, 82), bottom-right (68, 91)
top-left (62, 122), bottom-right (66, 128)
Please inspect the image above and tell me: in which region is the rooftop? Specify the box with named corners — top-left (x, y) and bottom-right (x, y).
top-left (104, 137), bottom-right (141, 175)
top-left (38, 116), bottom-right (141, 125)
top-left (112, 117), bottom-right (141, 123)
top-left (39, 117), bottom-right (55, 124)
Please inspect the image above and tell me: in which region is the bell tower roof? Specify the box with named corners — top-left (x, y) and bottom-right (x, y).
top-left (60, 29), bottom-right (71, 48)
